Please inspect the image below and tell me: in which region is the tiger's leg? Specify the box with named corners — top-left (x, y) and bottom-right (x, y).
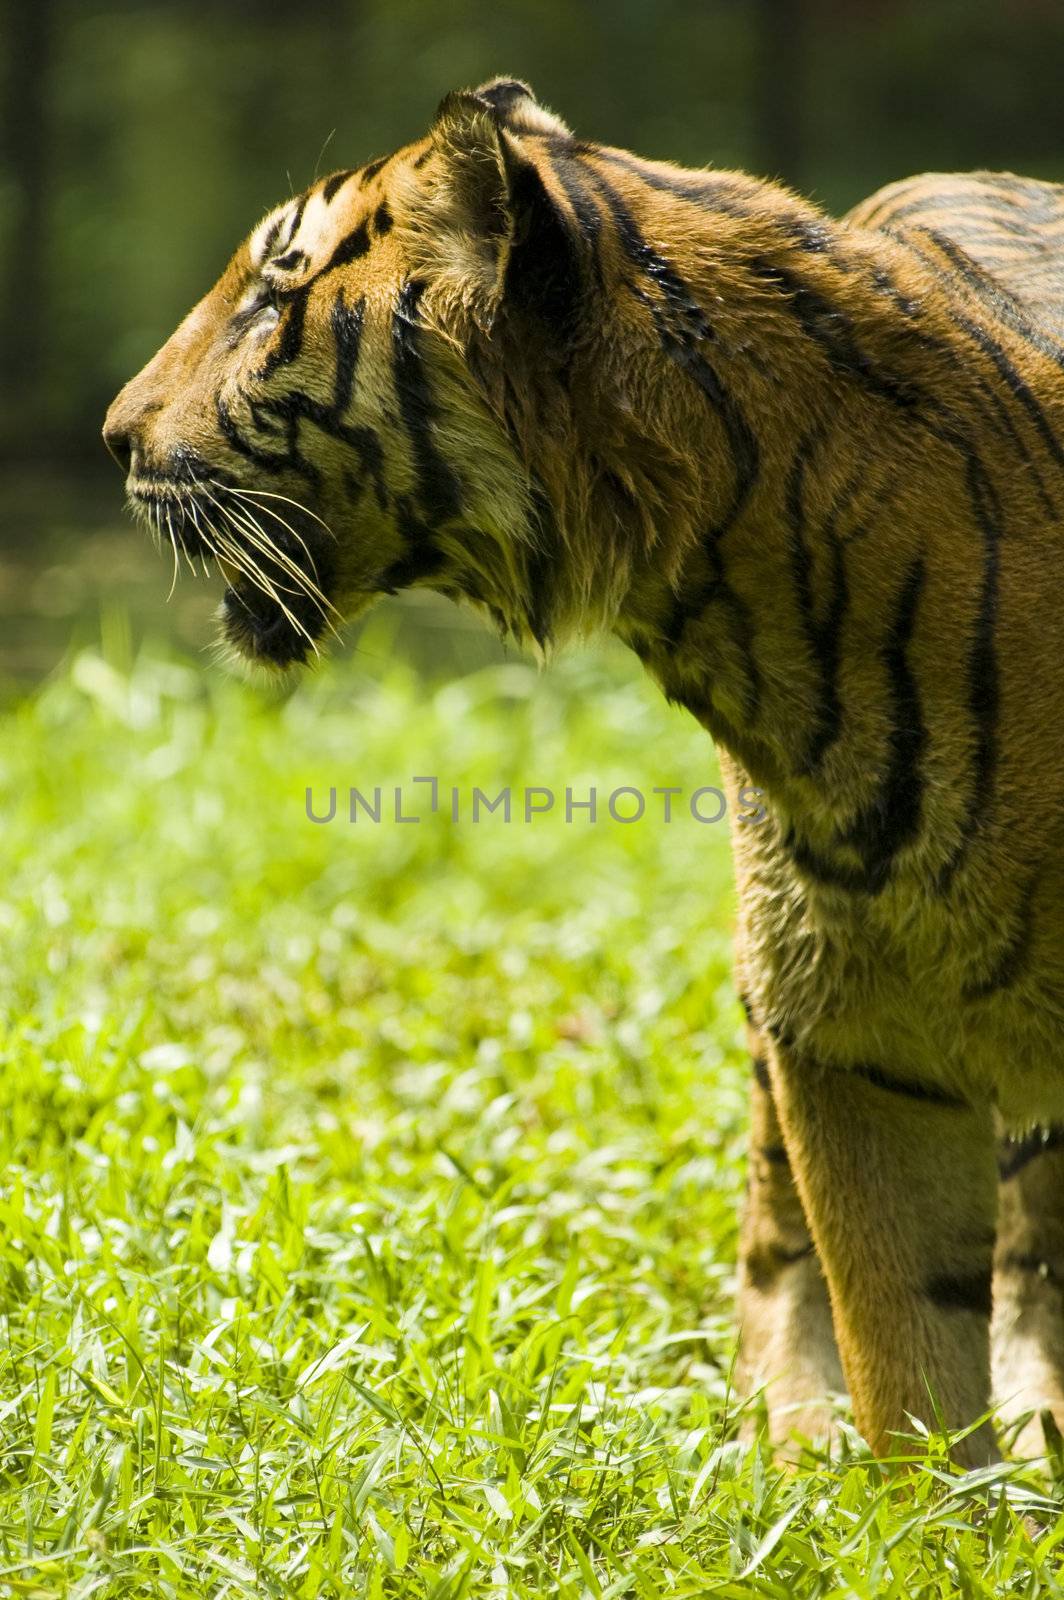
top-left (993, 1126), bottom-right (1064, 1457)
top-left (736, 1030), bottom-right (845, 1445)
top-left (768, 1047), bottom-right (999, 1465)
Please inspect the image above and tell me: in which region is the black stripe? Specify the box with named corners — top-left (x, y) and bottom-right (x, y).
top-left (785, 429), bottom-right (849, 771)
top-left (950, 212), bottom-right (1064, 262)
top-left (216, 393), bottom-right (319, 487)
top-left (804, 474), bottom-right (862, 758)
top-left (662, 545), bottom-right (763, 723)
top-left (359, 155), bottom-right (388, 185)
top-left (561, 154), bottom-right (709, 337)
top-left (773, 1241), bottom-right (814, 1264)
top-left (752, 1055), bottom-right (772, 1093)
top-left (283, 195), bottom-right (307, 250)
top-left (587, 144), bottom-right (841, 260)
top-left (840, 556), bottom-right (927, 888)
top-left (965, 371), bottom-right (1056, 521)
top-left (373, 201), bottom-right (393, 236)
top-left (322, 169), bottom-right (356, 203)
top-left (263, 293), bottom-right (367, 423)
top-left (257, 214), bottom-right (285, 261)
top-left (393, 495), bottom-right (442, 574)
top-left (391, 279), bottom-right (463, 524)
top-left (325, 222), bottom-right (371, 274)
top-left (977, 174), bottom-right (1064, 216)
top-left (659, 326), bottom-right (759, 517)
top-left (926, 1270), bottom-right (993, 1316)
top-left (849, 1060), bottom-right (968, 1109)
top-left (523, 481), bottom-right (560, 646)
top-left (963, 879), bottom-right (1037, 1000)
top-left (866, 260), bottom-right (1055, 517)
top-left (936, 215), bottom-right (1060, 245)
top-left (554, 142), bottom-right (760, 616)
top-left (329, 292), bottom-right (366, 410)
top-left (935, 454), bottom-right (1001, 892)
top-left (664, 680), bottom-right (785, 789)
top-left (571, 156), bottom-right (717, 339)
top-left (542, 150), bottom-right (605, 285)
top-left (948, 304), bottom-right (1064, 471)
top-left (258, 284), bottom-right (310, 379)
top-left (705, 702), bottom-right (785, 788)
top-left (915, 227), bottom-right (1064, 374)
top-left (870, 189), bottom-right (1035, 229)
top-left (784, 557), bottom-right (926, 896)
top-left (260, 217), bottom-right (376, 317)
top-left (587, 146), bottom-right (753, 214)
top-left (746, 255), bottom-right (923, 413)
top-left (998, 1126), bottom-right (1064, 1182)
top-left (782, 833), bottom-right (876, 895)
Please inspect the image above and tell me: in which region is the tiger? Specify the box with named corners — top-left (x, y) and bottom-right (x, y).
top-left (104, 78), bottom-right (1064, 1467)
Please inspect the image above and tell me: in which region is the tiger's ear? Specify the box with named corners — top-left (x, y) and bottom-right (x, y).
top-left (406, 83), bottom-right (581, 336)
top-left (430, 88), bottom-right (518, 262)
top-left (471, 78), bottom-right (572, 140)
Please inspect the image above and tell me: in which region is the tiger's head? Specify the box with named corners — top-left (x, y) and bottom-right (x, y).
top-left (103, 78), bottom-right (671, 669)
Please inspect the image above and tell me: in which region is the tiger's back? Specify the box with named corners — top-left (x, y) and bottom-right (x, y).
top-left (849, 169), bottom-right (1064, 335)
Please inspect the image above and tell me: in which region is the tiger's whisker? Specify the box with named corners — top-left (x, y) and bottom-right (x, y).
top-left (222, 483), bottom-right (336, 540)
top-left (227, 504), bottom-right (341, 617)
top-left (217, 487), bottom-right (333, 589)
top-left (211, 504), bottom-right (313, 600)
top-left (166, 504), bottom-right (198, 577)
top-left (215, 501), bottom-right (345, 645)
top-left (202, 487), bottom-right (338, 621)
top-left (211, 525), bottom-right (318, 650)
top-left (162, 507), bottom-right (181, 602)
top-left (192, 483), bottom-right (339, 646)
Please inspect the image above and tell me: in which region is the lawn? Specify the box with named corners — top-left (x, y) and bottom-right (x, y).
top-left (2, 608), bottom-right (1062, 1597)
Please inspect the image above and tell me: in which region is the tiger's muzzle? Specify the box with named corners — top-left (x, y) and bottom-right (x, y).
top-left (120, 454), bottom-right (338, 669)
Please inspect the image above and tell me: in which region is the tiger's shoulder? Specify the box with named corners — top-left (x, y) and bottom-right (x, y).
top-left (847, 170), bottom-right (1064, 337)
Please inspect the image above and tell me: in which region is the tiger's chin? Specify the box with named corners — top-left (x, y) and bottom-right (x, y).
top-left (218, 574), bottom-right (381, 671)
top-left (219, 576), bottom-right (331, 670)
top-left (219, 582), bottom-right (320, 668)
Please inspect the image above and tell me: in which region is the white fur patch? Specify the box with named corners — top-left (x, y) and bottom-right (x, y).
top-left (249, 192), bottom-right (331, 270)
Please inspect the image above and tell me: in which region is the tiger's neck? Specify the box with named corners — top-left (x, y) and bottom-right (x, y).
top-left (516, 147), bottom-right (1016, 887)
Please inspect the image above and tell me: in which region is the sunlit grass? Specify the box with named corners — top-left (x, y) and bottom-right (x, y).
top-left (1, 613), bottom-right (1061, 1596)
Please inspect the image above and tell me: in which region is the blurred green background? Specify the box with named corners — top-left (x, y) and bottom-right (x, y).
top-left (3, 0), bottom-right (1064, 692)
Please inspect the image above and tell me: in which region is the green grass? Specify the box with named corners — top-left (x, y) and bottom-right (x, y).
top-left (2, 610), bottom-right (1062, 1597)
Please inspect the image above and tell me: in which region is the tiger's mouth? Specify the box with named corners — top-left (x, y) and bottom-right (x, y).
top-left (127, 472), bottom-right (338, 668)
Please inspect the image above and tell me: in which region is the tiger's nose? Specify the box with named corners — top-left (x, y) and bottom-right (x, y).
top-left (102, 420), bottom-right (133, 474)
top-left (102, 385), bottom-right (160, 476)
